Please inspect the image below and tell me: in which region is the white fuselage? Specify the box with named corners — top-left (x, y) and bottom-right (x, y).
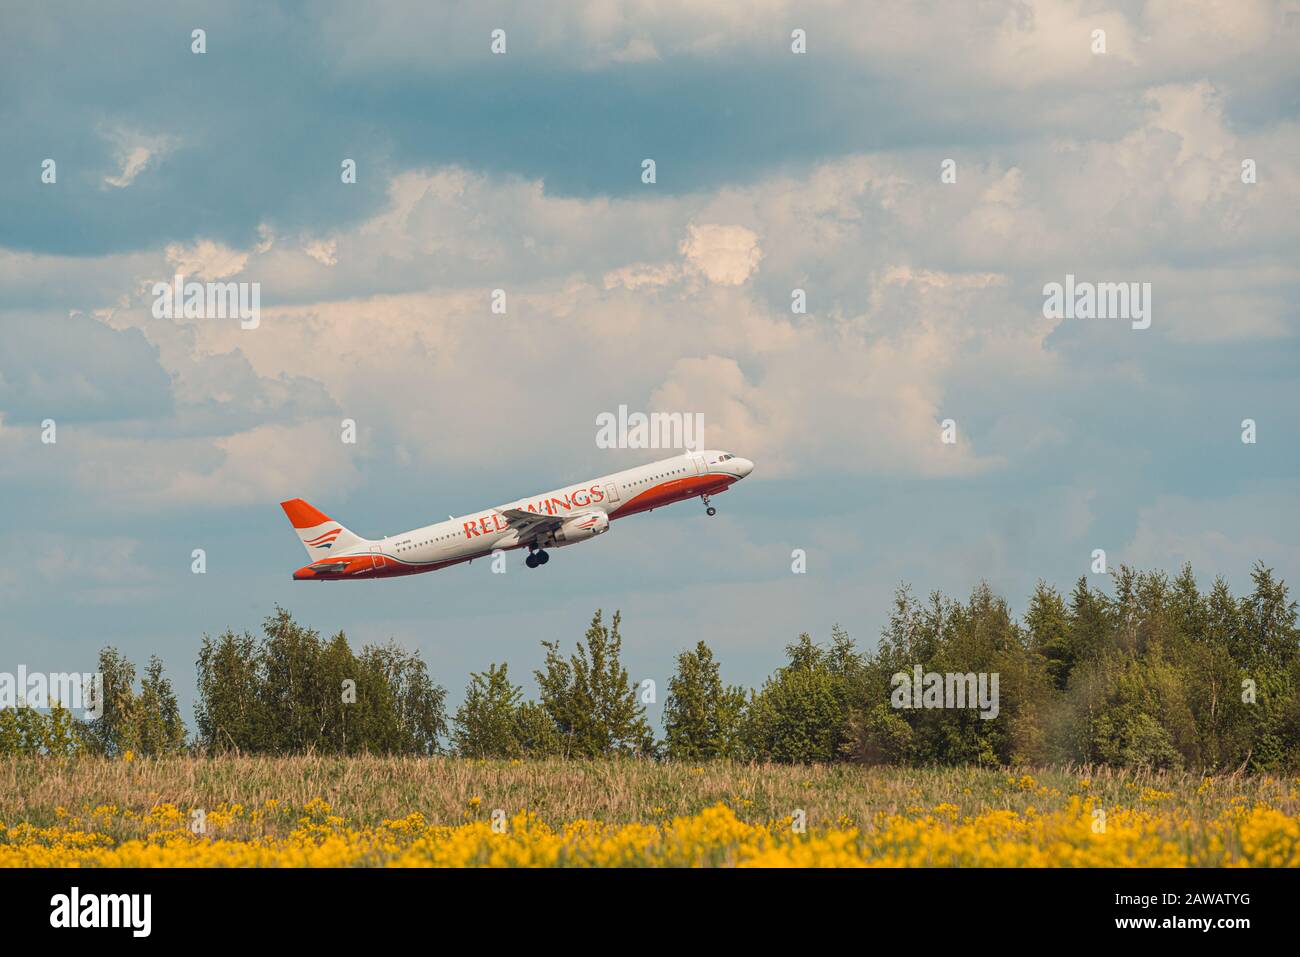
top-left (289, 450), bottom-right (754, 580)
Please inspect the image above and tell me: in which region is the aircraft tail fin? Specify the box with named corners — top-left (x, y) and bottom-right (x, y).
top-left (280, 499), bottom-right (366, 558)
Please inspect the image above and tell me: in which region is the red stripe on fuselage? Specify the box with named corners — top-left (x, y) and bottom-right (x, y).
top-left (608, 473), bottom-right (735, 520)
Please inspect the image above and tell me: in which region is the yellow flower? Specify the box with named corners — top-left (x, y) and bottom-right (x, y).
top-left (302, 798), bottom-right (332, 818)
top-left (3, 769), bottom-right (1295, 869)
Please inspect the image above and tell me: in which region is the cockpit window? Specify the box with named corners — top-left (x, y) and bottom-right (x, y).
top-left (719, 453), bottom-right (733, 461)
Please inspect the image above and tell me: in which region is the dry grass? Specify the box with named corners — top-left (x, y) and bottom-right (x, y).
top-left (2, 755), bottom-right (1295, 844)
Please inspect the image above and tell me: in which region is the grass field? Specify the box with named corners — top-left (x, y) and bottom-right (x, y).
top-left (2, 757), bottom-right (1298, 866)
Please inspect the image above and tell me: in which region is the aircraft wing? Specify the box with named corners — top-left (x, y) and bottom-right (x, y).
top-left (497, 508), bottom-right (565, 542)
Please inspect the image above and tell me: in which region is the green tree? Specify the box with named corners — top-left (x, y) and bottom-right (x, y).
top-left (454, 663), bottom-right (525, 757)
top-left (195, 630), bottom-right (266, 752)
top-left (511, 701), bottom-right (563, 757)
top-left (316, 631), bottom-right (361, 753)
top-left (1026, 581), bottom-right (1072, 689)
top-left (356, 640), bottom-right (446, 754)
top-left (743, 632), bottom-right (859, 763)
top-left (1241, 562), bottom-right (1299, 668)
top-left (663, 641), bottom-right (746, 760)
top-left (0, 708), bottom-right (18, 754)
top-left (846, 702), bottom-right (913, 764)
top-left (195, 610), bottom-right (446, 755)
top-left (135, 656), bottom-right (186, 755)
top-left (1066, 577), bottom-right (1112, 672)
top-left (258, 607), bottom-right (326, 752)
top-left (535, 610), bottom-right (654, 757)
top-left (0, 704), bottom-right (86, 756)
top-left (0, 707), bottom-right (46, 755)
top-left (42, 701), bottom-right (82, 756)
top-left (84, 647), bottom-right (139, 757)
top-left (1085, 657), bottom-right (1198, 770)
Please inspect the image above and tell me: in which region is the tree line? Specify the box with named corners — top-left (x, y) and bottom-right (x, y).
top-left (3, 562), bottom-right (1297, 771)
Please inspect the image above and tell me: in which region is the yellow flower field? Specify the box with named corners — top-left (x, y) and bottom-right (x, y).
top-left (1, 758), bottom-right (1298, 867)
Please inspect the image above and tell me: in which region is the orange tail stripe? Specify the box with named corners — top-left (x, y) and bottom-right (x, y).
top-left (281, 499), bottom-right (334, 529)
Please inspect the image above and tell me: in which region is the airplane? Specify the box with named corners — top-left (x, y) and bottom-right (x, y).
top-left (281, 449), bottom-right (754, 580)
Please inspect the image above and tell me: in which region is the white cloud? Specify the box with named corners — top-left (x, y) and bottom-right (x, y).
top-left (104, 146), bottom-right (155, 189)
top-left (164, 240), bottom-right (249, 280)
top-left (608, 36), bottom-right (660, 63)
top-left (0, 534), bottom-right (158, 605)
top-left (1122, 483), bottom-right (1300, 578)
top-left (679, 223), bottom-right (763, 286)
top-left (99, 127), bottom-right (176, 189)
top-left (987, 0), bottom-right (1137, 86)
top-left (310, 0), bottom-right (1293, 103)
top-left (303, 238), bottom-right (339, 267)
top-left (9, 68), bottom-right (1298, 507)
top-left (603, 261), bottom-right (679, 290)
top-left (69, 420), bottom-right (363, 510)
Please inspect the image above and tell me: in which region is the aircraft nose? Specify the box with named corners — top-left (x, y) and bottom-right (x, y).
top-left (735, 457), bottom-right (754, 478)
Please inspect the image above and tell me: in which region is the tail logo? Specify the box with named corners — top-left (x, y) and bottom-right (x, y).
top-left (303, 528), bottom-right (342, 549)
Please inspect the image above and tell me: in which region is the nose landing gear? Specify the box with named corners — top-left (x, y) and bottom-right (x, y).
top-left (702, 494), bottom-right (716, 517)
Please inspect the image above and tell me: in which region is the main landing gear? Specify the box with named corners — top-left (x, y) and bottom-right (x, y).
top-left (701, 493), bottom-right (716, 517)
top-left (525, 547), bottom-right (550, 568)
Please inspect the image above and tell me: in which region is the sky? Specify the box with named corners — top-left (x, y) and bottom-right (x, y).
top-left (2, 0), bottom-right (1298, 729)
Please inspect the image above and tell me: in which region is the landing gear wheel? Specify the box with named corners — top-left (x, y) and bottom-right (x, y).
top-left (537, 550), bottom-right (550, 565)
top-left (706, 506), bottom-right (717, 516)
top-left (525, 554), bottom-right (539, 568)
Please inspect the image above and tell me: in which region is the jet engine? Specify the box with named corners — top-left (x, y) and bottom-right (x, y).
top-left (542, 511), bottom-right (610, 547)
